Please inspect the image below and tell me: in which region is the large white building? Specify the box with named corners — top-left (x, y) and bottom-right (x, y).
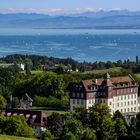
top-left (68, 74), bottom-right (139, 115)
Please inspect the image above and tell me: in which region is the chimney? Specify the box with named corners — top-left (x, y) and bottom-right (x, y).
top-left (95, 79), bottom-right (97, 84)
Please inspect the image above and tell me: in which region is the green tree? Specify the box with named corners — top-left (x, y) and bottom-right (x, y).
top-left (62, 132), bottom-right (76, 140)
top-left (0, 115), bottom-right (35, 138)
top-left (89, 104), bottom-right (115, 140)
top-left (63, 118), bottom-right (83, 140)
top-left (25, 58), bottom-right (32, 75)
top-left (113, 110), bottom-right (128, 139)
top-left (0, 95), bottom-right (7, 109)
top-left (0, 67), bottom-right (15, 98)
top-left (42, 130), bottom-right (54, 140)
top-left (73, 106), bottom-right (88, 127)
top-left (12, 97), bottom-right (19, 108)
top-left (81, 128), bottom-right (96, 140)
top-left (47, 113), bottom-right (64, 137)
top-left (129, 112), bottom-right (140, 139)
top-left (14, 72), bottom-right (65, 99)
top-left (114, 118), bottom-right (127, 139)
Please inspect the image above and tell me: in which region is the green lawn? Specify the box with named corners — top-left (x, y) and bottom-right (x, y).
top-left (21, 70), bottom-right (43, 74)
top-left (41, 110), bottom-right (69, 115)
top-left (0, 135), bottom-right (37, 140)
top-left (82, 67), bottom-right (122, 74)
top-left (134, 73), bottom-right (140, 80)
top-left (31, 70), bottom-right (44, 74)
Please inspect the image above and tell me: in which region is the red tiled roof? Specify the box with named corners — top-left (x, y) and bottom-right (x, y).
top-left (82, 75), bottom-right (135, 92)
top-left (5, 109), bottom-right (47, 127)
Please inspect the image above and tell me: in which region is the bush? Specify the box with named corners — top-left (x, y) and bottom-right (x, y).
top-left (42, 130), bottom-right (54, 140)
top-left (33, 95), bottom-right (69, 107)
top-left (0, 115), bottom-right (35, 138)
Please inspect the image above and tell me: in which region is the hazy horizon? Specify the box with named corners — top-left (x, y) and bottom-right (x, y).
top-left (0, 0), bottom-right (140, 15)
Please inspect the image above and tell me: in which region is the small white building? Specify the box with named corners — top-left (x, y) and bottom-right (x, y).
top-left (18, 63), bottom-right (25, 70)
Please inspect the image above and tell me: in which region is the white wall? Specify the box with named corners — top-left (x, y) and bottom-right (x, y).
top-left (70, 99), bottom-right (86, 112)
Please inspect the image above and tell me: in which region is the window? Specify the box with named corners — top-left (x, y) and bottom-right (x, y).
top-left (121, 96), bottom-right (123, 100)
top-left (121, 109), bottom-right (123, 112)
top-left (81, 93), bottom-right (84, 98)
top-left (96, 99), bottom-right (98, 104)
top-left (128, 101), bottom-right (129, 105)
top-left (128, 95), bottom-right (129, 99)
top-left (117, 103), bottom-right (119, 107)
top-left (110, 102), bottom-right (112, 105)
top-left (128, 108), bottom-right (129, 112)
top-left (131, 101), bottom-right (133, 105)
top-left (124, 102), bottom-right (126, 106)
top-left (134, 100), bottom-right (137, 104)
top-left (134, 107), bottom-right (136, 111)
top-left (135, 94), bottom-right (137, 98)
top-left (81, 100), bottom-right (84, 105)
top-left (73, 99), bottom-right (75, 104)
top-left (121, 102), bottom-right (123, 107)
top-left (131, 94), bottom-right (133, 99)
top-left (124, 89), bottom-right (126, 94)
top-left (124, 96), bottom-right (126, 100)
top-left (124, 109), bottom-right (126, 112)
top-left (131, 108), bottom-right (133, 112)
top-left (72, 93), bottom-right (75, 97)
top-left (92, 100), bottom-right (94, 104)
top-left (77, 99), bottom-right (79, 104)
top-left (89, 100), bottom-right (91, 104)
top-left (77, 93), bottom-right (79, 97)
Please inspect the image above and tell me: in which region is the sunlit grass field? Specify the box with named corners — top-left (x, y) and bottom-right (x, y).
top-left (0, 135), bottom-right (37, 140)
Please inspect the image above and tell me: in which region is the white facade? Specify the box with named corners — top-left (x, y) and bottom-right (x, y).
top-left (69, 75), bottom-right (139, 115)
top-left (70, 93), bottom-right (139, 115)
top-left (70, 99), bottom-right (86, 112)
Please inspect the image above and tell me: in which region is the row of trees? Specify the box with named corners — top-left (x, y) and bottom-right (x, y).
top-left (1, 54), bottom-right (140, 73)
top-left (43, 104), bottom-right (140, 140)
top-left (0, 65), bottom-right (138, 108)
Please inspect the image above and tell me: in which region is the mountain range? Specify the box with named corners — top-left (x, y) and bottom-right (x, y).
top-left (0, 10), bottom-right (140, 29)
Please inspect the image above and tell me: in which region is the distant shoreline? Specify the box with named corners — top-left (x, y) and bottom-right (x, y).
top-left (32, 27), bottom-right (140, 30)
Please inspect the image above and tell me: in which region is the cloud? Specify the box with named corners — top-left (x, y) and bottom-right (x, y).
top-left (0, 7), bottom-right (127, 15)
top-left (84, 8), bottom-right (94, 12)
top-left (0, 8), bottom-right (64, 15)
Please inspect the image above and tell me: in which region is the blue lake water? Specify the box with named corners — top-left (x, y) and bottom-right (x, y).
top-left (0, 28), bottom-right (140, 62)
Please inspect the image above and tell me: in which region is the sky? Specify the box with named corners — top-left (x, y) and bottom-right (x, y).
top-left (0, 0), bottom-right (140, 14)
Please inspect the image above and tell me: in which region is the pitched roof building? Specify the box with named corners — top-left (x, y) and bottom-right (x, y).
top-left (20, 93), bottom-right (33, 109)
top-left (4, 109), bottom-right (47, 137)
top-left (68, 74), bottom-right (139, 115)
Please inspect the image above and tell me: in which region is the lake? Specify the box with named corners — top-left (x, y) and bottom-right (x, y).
top-left (0, 28), bottom-right (140, 62)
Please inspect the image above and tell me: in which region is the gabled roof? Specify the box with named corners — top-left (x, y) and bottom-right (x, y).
top-left (22, 93), bottom-right (33, 102)
top-left (5, 109), bottom-right (47, 127)
top-left (81, 74), bottom-right (136, 92)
